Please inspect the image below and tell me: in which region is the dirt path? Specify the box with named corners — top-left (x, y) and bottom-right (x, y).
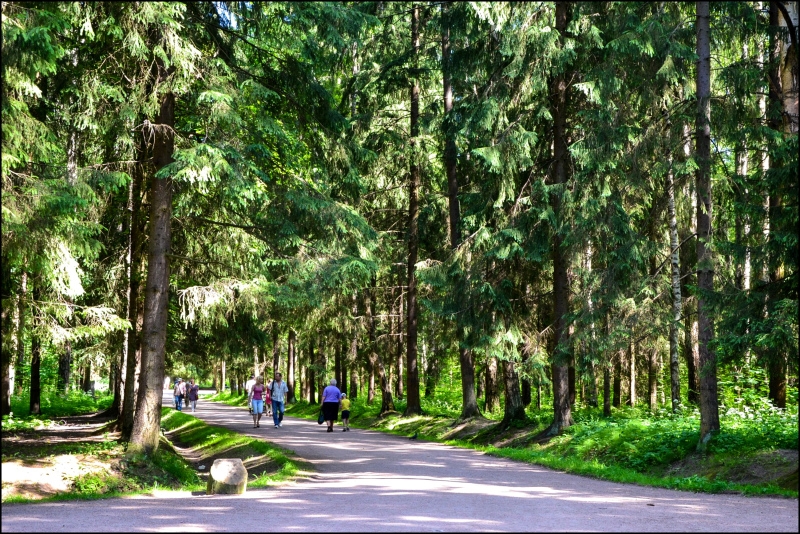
top-left (2, 391), bottom-right (797, 532)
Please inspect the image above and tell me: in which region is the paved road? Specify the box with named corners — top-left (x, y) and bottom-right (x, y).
top-left (2, 391), bottom-right (797, 532)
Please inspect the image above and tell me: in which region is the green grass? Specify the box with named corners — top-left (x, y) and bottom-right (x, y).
top-left (160, 408), bottom-right (300, 489)
top-left (9, 389), bottom-right (113, 419)
top-left (202, 390), bottom-right (249, 407)
top-left (285, 394), bottom-right (798, 498)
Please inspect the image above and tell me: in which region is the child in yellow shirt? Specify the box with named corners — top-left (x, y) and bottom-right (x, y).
top-left (340, 394), bottom-right (351, 432)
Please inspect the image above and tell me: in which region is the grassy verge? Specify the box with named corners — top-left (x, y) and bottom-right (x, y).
top-left (2, 405), bottom-right (302, 504)
top-left (285, 397), bottom-right (798, 498)
top-left (202, 390), bottom-right (249, 408)
top-left (160, 408), bottom-right (302, 489)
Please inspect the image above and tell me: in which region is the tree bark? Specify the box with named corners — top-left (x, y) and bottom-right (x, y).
top-left (648, 348), bottom-right (658, 411)
top-left (1, 273), bottom-right (13, 415)
top-left (309, 337), bottom-right (316, 403)
top-left (404, 3), bottom-right (422, 417)
top-left (14, 272), bottom-right (27, 396)
top-left (627, 340), bottom-right (636, 406)
top-left (366, 281), bottom-right (395, 414)
top-left (29, 281), bottom-right (42, 415)
top-left (120, 124), bottom-right (147, 440)
top-left (129, 90), bottom-right (175, 455)
top-left (349, 334), bottom-right (358, 401)
top-left (695, 1), bottom-right (720, 448)
top-left (543, 0), bottom-right (574, 436)
top-left (287, 329), bottom-right (296, 402)
top-left (501, 359), bottom-right (526, 426)
top-left (335, 333), bottom-right (342, 392)
top-left (442, 2), bottom-right (479, 419)
top-left (484, 357), bottom-right (499, 413)
top-left (667, 167), bottom-right (682, 412)
top-left (272, 323), bottom-right (280, 379)
top-left (612, 349), bottom-right (621, 407)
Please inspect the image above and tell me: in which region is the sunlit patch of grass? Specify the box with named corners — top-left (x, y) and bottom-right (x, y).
top-left (159, 409), bottom-right (300, 488)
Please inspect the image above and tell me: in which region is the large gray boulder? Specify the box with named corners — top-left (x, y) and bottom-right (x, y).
top-left (206, 458), bottom-right (248, 495)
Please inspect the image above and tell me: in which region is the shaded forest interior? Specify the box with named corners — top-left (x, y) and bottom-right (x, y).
top-left (1, 1), bottom-right (797, 456)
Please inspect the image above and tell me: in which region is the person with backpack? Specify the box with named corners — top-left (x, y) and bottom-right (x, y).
top-left (269, 372), bottom-right (289, 429)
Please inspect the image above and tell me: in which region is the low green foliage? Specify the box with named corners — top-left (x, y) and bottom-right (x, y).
top-left (8, 389), bottom-right (113, 418)
top-left (1, 414), bottom-right (55, 432)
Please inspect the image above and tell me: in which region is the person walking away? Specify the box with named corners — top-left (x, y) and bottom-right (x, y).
top-left (340, 393), bottom-right (351, 431)
top-left (320, 378), bottom-right (341, 433)
top-left (173, 378), bottom-right (185, 411)
top-left (187, 379), bottom-right (200, 412)
top-left (249, 376), bottom-right (267, 428)
top-left (263, 375), bottom-right (272, 417)
top-left (245, 374), bottom-right (256, 414)
top-left (270, 372), bottom-right (289, 428)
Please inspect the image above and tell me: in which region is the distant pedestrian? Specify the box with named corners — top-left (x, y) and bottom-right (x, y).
top-left (249, 376), bottom-right (266, 428)
top-left (187, 379), bottom-right (200, 412)
top-left (245, 374), bottom-right (256, 414)
top-left (263, 375), bottom-right (272, 417)
top-left (173, 378), bottom-right (185, 411)
top-left (340, 393), bottom-right (351, 432)
top-left (320, 378), bottom-right (341, 433)
top-left (269, 373), bottom-right (289, 428)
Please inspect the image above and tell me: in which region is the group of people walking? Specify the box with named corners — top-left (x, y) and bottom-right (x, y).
top-left (170, 373), bottom-right (351, 433)
top-left (246, 372), bottom-right (289, 429)
top-left (172, 378), bottom-right (200, 412)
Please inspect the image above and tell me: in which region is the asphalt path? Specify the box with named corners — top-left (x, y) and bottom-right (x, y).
top-left (2, 390), bottom-right (797, 532)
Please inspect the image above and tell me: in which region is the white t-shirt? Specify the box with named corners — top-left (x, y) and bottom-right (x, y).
top-left (244, 378), bottom-right (256, 395)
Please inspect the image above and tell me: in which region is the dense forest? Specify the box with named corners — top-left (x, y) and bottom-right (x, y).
top-left (1, 1), bottom-right (797, 455)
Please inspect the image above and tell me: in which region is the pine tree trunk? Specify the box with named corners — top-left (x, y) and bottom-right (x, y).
top-left (349, 329), bottom-right (358, 400)
top-left (14, 272), bottom-right (27, 396)
top-left (648, 348), bottom-right (658, 411)
top-left (522, 350), bottom-right (532, 407)
top-left (603, 365), bottom-right (611, 416)
top-left (1, 277), bottom-right (13, 415)
top-left (335, 334), bottom-right (342, 392)
top-left (667, 168), bottom-right (682, 412)
top-left (129, 90), bottom-right (175, 455)
top-left (404, 3), bottom-right (422, 417)
top-left (272, 324), bottom-right (280, 379)
top-left (627, 340), bottom-right (636, 406)
top-left (309, 337), bottom-right (316, 403)
top-left (287, 329), bottom-right (296, 402)
top-left (613, 350), bottom-right (621, 407)
top-left (695, 1), bottom-right (720, 448)
top-left (501, 359), bottom-right (526, 426)
top-left (82, 362), bottom-right (92, 392)
top-left (485, 357), bottom-right (499, 413)
top-left (340, 338), bottom-right (348, 397)
top-left (396, 289), bottom-right (404, 399)
top-left (121, 128), bottom-right (146, 440)
top-left (442, 3), bottom-right (479, 420)
top-left (543, 0), bottom-right (574, 436)
top-left (366, 281), bottom-right (395, 414)
top-left (29, 281), bottom-right (42, 415)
